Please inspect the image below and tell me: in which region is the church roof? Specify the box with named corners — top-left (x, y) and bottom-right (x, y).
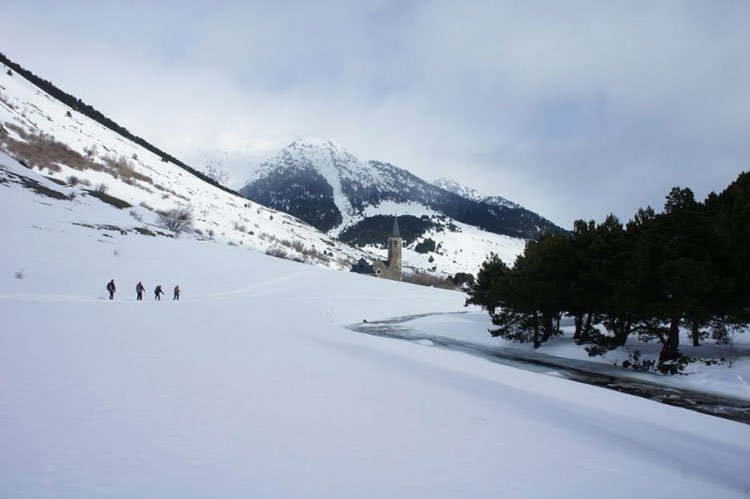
top-left (391, 216), bottom-right (401, 238)
top-left (350, 258), bottom-right (374, 274)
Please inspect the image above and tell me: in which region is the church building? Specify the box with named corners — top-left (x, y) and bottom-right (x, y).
top-left (350, 216), bottom-right (403, 281)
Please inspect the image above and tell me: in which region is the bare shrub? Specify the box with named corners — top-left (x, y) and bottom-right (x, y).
top-left (402, 271), bottom-right (454, 289)
top-left (41, 163), bottom-right (61, 173)
top-left (129, 209), bottom-right (143, 222)
top-left (300, 246), bottom-right (330, 264)
top-left (14, 269), bottom-right (24, 280)
top-left (712, 324), bottom-right (738, 368)
top-left (265, 246), bottom-right (303, 262)
top-left (95, 182), bottom-right (108, 193)
top-left (102, 155), bottom-right (152, 184)
top-left (233, 221), bottom-right (247, 232)
top-left (276, 239), bottom-right (330, 264)
top-left (83, 145), bottom-right (98, 157)
top-left (66, 175), bottom-right (79, 185)
top-left (157, 205), bottom-right (194, 234)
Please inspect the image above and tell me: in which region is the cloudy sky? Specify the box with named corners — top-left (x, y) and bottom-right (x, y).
top-left (2, 0), bottom-right (749, 227)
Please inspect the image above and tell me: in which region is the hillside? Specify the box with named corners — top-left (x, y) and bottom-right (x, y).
top-left (0, 58), bottom-right (370, 270)
top-left (0, 55), bottom-right (531, 277)
top-left (240, 139), bottom-right (563, 273)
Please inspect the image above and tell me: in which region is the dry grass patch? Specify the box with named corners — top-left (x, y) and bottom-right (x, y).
top-left (1, 124), bottom-right (153, 185)
top-left (102, 155), bottom-right (153, 184)
top-left (2, 123), bottom-right (98, 174)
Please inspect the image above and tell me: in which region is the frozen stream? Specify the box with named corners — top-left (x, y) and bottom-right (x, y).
top-left (348, 313), bottom-right (750, 425)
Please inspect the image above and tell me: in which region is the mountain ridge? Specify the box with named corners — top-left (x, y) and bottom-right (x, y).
top-left (240, 139), bottom-right (565, 240)
top-left (432, 177), bottom-right (521, 209)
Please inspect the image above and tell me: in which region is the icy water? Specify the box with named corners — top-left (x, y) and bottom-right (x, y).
top-left (348, 314), bottom-right (750, 425)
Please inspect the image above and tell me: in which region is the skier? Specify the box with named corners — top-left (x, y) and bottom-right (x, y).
top-left (136, 281), bottom-right (145, 301)
top-left (106, 279), bottom-right (116, 300)
top-left (173, 285), bottom-right (180, 301)
top-left (154, 285), bottom-right (164, 301)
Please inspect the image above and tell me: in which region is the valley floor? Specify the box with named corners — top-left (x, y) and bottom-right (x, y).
top-left (350, 313), bottom-right (750, 423)
top-left (2, 173), bottom-right (750, 498)
top-left (364, 312), bottom-right (750, 401)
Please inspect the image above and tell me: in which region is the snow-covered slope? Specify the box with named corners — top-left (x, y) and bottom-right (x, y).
top-left (0, 62), bottom-right (369, 271)
top-left (240, 139), bottom-right (562, 273)
top-left (2, 157), bottom-right (749, 498)
top-left (433, 177), bottom-right (521, 209)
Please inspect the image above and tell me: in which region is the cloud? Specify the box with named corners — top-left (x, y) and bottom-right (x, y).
top-left (1, 0), bottom-right (749, 227)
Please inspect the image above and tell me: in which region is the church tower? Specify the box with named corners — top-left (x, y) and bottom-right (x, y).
top-left (386, 216), bottom-right (403, 280)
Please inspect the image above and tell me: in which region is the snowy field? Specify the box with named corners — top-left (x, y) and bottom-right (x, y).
top-left (2, 156), bottom-right (750, 498)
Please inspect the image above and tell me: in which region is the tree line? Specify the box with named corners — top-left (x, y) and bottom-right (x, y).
top-left (466, 171), bottom-right (750, 373)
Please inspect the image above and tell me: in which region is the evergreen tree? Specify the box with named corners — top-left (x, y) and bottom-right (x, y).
top-left (465, 171), bottom-right (750, 372)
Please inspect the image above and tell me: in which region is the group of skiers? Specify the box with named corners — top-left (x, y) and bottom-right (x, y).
top-left (106, 279), bottom-right (180, 301)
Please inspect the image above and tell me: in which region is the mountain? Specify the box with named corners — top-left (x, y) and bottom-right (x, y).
top-left (240, 139), bottom-right (564, 273)
top-left (240, 139), bottom-right (562, 240)
top-left (432, 177), bottom-right (521, 209)
top-left (0, 56), bottom-right (369, 271)
top-left (0, 50), bottom-right (550, 277)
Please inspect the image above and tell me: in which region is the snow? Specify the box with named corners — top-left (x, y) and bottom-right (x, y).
top-left (2, 144), bottom-right (750, 498)
top-left (402, 312), bottom-right (750, 400)
top-left (247, 138), bottom-right (358, 228)
top-left (362, 214), bottom-right (526, 275)
top-left (0, 64), bottom-right (371, 270)
top-left (433, 177), bottom-right (521, 209)
top-left (244, 139), bottom-right (530, 274)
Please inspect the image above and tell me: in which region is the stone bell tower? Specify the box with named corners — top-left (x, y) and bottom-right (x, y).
top-left (386, 216), bottom-right (403, 280)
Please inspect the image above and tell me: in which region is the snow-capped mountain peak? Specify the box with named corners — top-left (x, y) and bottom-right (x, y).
top-left (241, 140), bottom-right (564, 274)
top-left (433, 177), bottom-right (520, 209)
top-left (287, 136), bottom-right (351, 154)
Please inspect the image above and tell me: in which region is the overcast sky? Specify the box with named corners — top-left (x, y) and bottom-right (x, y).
top-left (2, 0), bottom-right (749, 228)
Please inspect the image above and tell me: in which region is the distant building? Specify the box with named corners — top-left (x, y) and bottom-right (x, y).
top-left (350, 216), bottom-right (403, 281)
top-left (350, 258), bottom-right (374, 275)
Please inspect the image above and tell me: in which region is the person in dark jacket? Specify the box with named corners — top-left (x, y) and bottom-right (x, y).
top-left (106, 279), bottom-right (116, 300)
top-left (154, 285), bottom-right (164, 301)
top-left (136, 281), bottom-right (145, 301)
top-left (173, 285), bottom-right (180, 301)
